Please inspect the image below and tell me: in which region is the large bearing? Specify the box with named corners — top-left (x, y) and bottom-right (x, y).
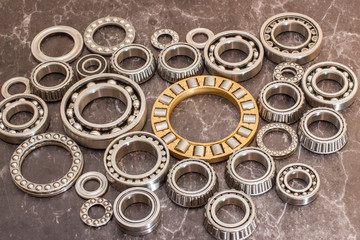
top-left (301, 62), bottom-right (358, 110)
top-left (225, 147), bottom-right (276, 196)
top-left (166, 159), bottom-right (218, 208)
top-left (31, 25), bottom-right (83, 63)
top-left (76, 54), bottom-right (108, 78)
top-left (9, 133), bottom-right (84, 197)
top-left (30, 61), bottom-right (76, 102)
top-left (273, 62), bottom-right (304, 85)
top-left (1, 77), bottom-right (31, 99)
top-left (114, 187), bottom-right (161, 235)
top-left (186, 28), bottom-right (214, 49)
top-left (276, 163), bottom-right (320, 206)
top-left (75, 171), bottom-right (108, 199)
top-left (0, 94), bottom-right (49, 144)
top-left (204, 30), bottom-right (264, 81)
top-left (258, 80), bottom-right (306, 124)
top-left (151, 29), bottom-right (179, 50)
top-left (203, 190), bottom-right (257, 240)
top-left (60, 73), bottom-right (146, 149)
top-left (151, 75), bottom-right (259, 163)
top-left (110, 44), bottom-right (156, 84)
top-left (80, 197), bottom-right (113, 227)
top-left (157, 42), bottom-right (204, 83)
top-left (260, 12), bottom-right (323, 64)
top-left (298, 107), bottom-right (348, 154)
top-left (84, 16), bottom-right (135, 56)
top-left (104, 131), bottom-right (170, 191)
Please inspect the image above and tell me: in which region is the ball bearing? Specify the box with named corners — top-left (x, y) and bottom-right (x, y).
top-left (1, 77), bottom-right (30, 99)
top-left (186, 28), bottom-right (214, 49)
top-left (75, 171), bottom-right (108, 199)
top-left (273, 62), bottom-right (304, 85)
top-left (76, 54), bottom-right (108, 78)
top-left (80, 197), bottom-right (113, 227)
top-left (151, 29), bottom-right (179, 50)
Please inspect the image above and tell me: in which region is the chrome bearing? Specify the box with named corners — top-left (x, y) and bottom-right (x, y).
top-left (273, 62), bottom-right (304, 85)
top-left (166, 159), bottom-right (218, 208)
top-left (151, 29), bottom-right (179, 50)
top-left (157, 42), bottom-right (204, 82)
top-left (204, 30), bottom-right (264, 81)
top-left (75, 171), bottom-right (108, 199)
top-left (114, 187), bottom-right (161, 235)
top-left (256, 123), bottom-right (298, 159)
top-left (31, 25), bottom-right (83, 63)
top-left (298, 107), bottom-right (348, 154)
top-left (80, 197), bottom-right (113, 227)
top-left (204, 190), bottom-right (257, 240)
top-left (30, 61), bottom-right (76, 102)
top-left (110, 44), bottom-right (156, 84)
top-left (1, 77), bottom-right (30, 99)
top-left (104, 131), bottom-right (170, 191)
top-left (9, 133), bottom-right (84, 197)
top-left (186, 28), bottom-right (214, 49)
top-left (301, 62), bottom-right (358, 110)
top-left (258, 80), bottom-right (306, 124)
top-left (225, 147), bottom-right (276, 196)
top-left (260, 12), bottom-right (323, 64)
top-left (276, 163), bottom-right (320, 205)
top-left (84, 16), bottom-right (135, 56)
top-left (60, 73), bottom-right (146, 149)
top-left (0, 94), bottom-right (49, 144)
top-left (76, 54), bottom-right (108, 78)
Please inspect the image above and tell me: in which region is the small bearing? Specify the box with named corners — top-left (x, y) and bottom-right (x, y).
top-left (110, 44), bottom-right (156, 84)
top-left (186, 28), bottom-right (214, 49)
top-left (258, 80), bottom-right (306, 124)
top-left (203, 189), bottom-right (257, 240)
top-left (166, 159), bottom-right (218, 208)
top-left (298, 107), bottom-right (348, 154)
top-left (273, 62), bottom-right (304, 85)
top-left (84, 16), bottom-right (135, 56)
top-left (276, 163), bottom-right (320, 206)
top-left (80, 197), bottom-right (113, 227)
top-left (114, 187), bottom-right (161, 235)
top-left (1, 77), bottom-right (30, 99)
top-left (76, 54), bottom-right (108, 78)
top-left (157, 42), bottom-right (204, 83)
top-left (75, 171), bottom-right (108, 199)
top-left (225, 147), bottom-right (276, 195)
top-left (151, 29), bottom-right (179, 50)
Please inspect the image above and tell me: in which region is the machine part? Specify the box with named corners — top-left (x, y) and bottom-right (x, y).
top-left (273, 62), bottom-right (304, 85)
top-left (186, 28), bottom-right (214, 49)
top-left (1, 77), bottom-right (31, 98)
top-left (75, 171), bottom-right (108, 199)
top-left (151, 29), bottom-right (179, 50)
top-left (80, 197), bottom-right (113, 227)
top-left (76, 54), bottom-right (108, 78)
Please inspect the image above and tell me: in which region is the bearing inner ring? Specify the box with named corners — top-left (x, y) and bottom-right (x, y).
top-left (33, 62), bottom-right (69, 88)
top-left (311, 69), bottom-right (349, 98)
top-left (162, 45), bottom-right (197, 70)
top-left (283, 169), bottom-right (313, 193)
top-left (113, 45), bottom-right (149, 72)
top-left (263, 82), bottom-right (300, 112)
top-left (119, 191), bottom-right (155, 223)
top-left (2, 101), bottom-right (39, 130)
top-left (83, 59), bottom-right (102, 73)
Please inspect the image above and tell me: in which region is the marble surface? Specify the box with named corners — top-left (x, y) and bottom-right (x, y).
top-left (0, 0), bottom-right (359, 239)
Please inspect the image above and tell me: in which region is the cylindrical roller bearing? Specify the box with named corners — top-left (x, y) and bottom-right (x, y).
top-left (151, 75), bottom-right (259, 163)
top-left (204, 30), bottom-right (264, 81)
top-left (151, 29), bottom-right (179, 50)
top-left (157, 42), bottom-right (204, 83)
top-left (104, 131), bottom-right (170, 191)
top-left (80, 197), bottom-right (113, 227)
top-left (186, 28), bottom-right (214, 49)
top-left (166, 159), bottom-right (218, 208)
top-left (301, 62), bottom-right (358, 110)
top-left (60, 73), bottom-right (146, 149)
top-left (75, 171), bottom-right (108, 199)
top-left (114, 187), bottom-right (161, 235)
top-left (76, 54), bottom-right (108, 78)
top-left (84, 17), bottom-right (135, 56)
top-left (203, 189), bottom-right (257, 240)
top-left (110, 44), bottom-right (156, 84)
top-left (0, 94), bottom-right (49, 144)
top-left (298, 107), bottom-right (348, 154)
top-left (1, 77), bottom-right (31, 99)
top-left (225, 147), bottom-right (276, 195)
top-left (260, 12), bottom-right (323, 64)
top-left (273, 62), bottom-right (304, 85)
top-left (258, 80), bottom-right (306, 124)
top-left (9, 133), bottom-right (84, 197)
top-left (276, 163), bottom-right (320, 205)
top-left (30, 61), bottom-right (76, 102)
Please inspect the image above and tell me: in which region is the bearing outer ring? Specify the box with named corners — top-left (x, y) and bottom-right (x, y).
top-left (1, 77), bottom-right (31, 99)
top-left (273, 62), bottom-right (304, 85)
top-left (75, 171), bottom-right (108, 199)
top-left (151, 29), bottom-right (179, 50)
top-left (76, 54), bottom-right (108, 78)
top-left (80, 197), bottom-right (113, 227)
top-left (186, 28), bottom-right (214, 49)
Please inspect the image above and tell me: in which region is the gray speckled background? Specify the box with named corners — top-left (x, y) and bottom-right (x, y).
top-left (0, 0), bottom-right (359, 239)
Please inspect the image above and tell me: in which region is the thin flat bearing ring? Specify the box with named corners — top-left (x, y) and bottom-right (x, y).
top-left (151, 75), bottom-right (259, 163)
top-left (1, 77), bottom-right (31, 99)
top-left (151, 29), bottom-right (179, 50)
top-left (75, 171), bottom-right (108, 199)
top-left (80, 197), bottom-right (113, 227)
top-left (186, 28), bottom-right (214, 49)
top-left (76, 54), bottom-right (108, 78)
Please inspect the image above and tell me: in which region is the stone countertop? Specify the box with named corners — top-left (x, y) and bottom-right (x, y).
top-left (0, 0), bottom-right (359, 239)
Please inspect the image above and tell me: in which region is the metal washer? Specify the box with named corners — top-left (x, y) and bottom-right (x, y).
top-left (80, 197), bottom-right (113, 227)
top-left (186, 28), bottom-right (214, 49)
top-left (75, 171), bottom-right (108, 199)
top-left (76, 54), bottom-right (108, 78)
top-left (1, 77), bottom-right (31, 99)
top-left (151, 29), bottom-right (179, 50)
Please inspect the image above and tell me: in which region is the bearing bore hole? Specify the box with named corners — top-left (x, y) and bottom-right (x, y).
top-left (317, 79), bottom-right (343, 94)
top-left (216, 204), bottom-right (245, 224)
top-left (276, 31), bottom-right (307, 47)
top-left (40, 33), bottom-right (74, 57)
top-left (158, 34), bottom-right (172, 44)
top-left (8, 111), bottom-right (33, 125)
top-left (193, 33), bottom-right (208, 43)
top-left (177, 173), bottom-right (208, 191)
top-left (82, 97), bottom-right (126, 124)
top-left (88, 205), bottom-right (105, 219)
top-left (236, 161), bottom-right (267, 180)
top-left (8, 83), bottom-right (26, 95)
top-left (308, 120), bottom-right (338, 138)
top-left (119, 57), bottom-right (146, 70)
top-left (267, 94), bottom-right (296, 110)
top-left (263, 131), bottom-right (291, 151)
top-left (124, 203), bottom-right (152, 220)
top-left (93, 25), bottom-right (126, 47)
top-left (84, 179), bottom-right (100, 191)
top-left (288, 178), bottom-right (308, 190)
top-left (220, 49), bottom-right (248, 63)
top-left (38, 72), bottom-right (66, 87)
top-left (281, 68), bottom-right (296, 78)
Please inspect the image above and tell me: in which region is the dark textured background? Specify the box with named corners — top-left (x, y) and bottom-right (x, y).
top-left (0, 0), bottom-right (359, 239)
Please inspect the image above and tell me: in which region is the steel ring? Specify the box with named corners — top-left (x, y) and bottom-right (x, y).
top-left (60, 73), bottom-right (147, 149)
top-left (151, 75), bottom-right (259, 163)
top-left (110, 44), bottom-right (156, 84)
top-left (31, 25), bottom-right (83, 63)
top-left (157, 42), bottom-right (204, 83)
top-left (186, 28), bottom-right (214, 49)
top-left (276, 163), bottom-right (320, 205)
top-left (260, 12), bottom-right (323, 64)
top-left (9, 133), bottom-right (84, 197)
top-left (256, 123), bottom-right (298, 159)
top-left (0, 94), bottom-right (49, 144)
top-left (258, 80), bottom-right (306, 124)
top-left (298, 107), bottom-right (348, 154)
top-left (166, 159), bottom-right (218, 208)
top-left (84, 16), bottom-right (135, 56)
top-left (301, 62), bottom-right (358, 110)
top-left (80, 197), bottom-right (113, 227)
top-left (225, 147), bottom-right (276, 195)
top-left (114, 187), bottom-right (161, 235)
top-left (273, 62), bottom-right (304, 85)
top-left (204, 30), bottom-right (264, 81)
top-left (204, 189), bottom-right (257, 240)
top-left (151, 29), bottom-right (179, 50)
top-left (1, 77), bottom-right (31, 98)
top-left (76, 54), bottom-right (108, 79)
top-left (75, 171), bottom-right (108, 199)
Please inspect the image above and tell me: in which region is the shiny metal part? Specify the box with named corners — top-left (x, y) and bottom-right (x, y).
top-left (151, 29), bottom-right (179, 50)
top-left (75, 171), bottom-right (108, 199)
top-left (1, 77), bottom-right (30, 98)
top-left (273, 62), bottom-right (304, 85)
top-left (76, 54), bottom-right (108, 78)
top-left (80, 197), bottom-right (113, 227)
top-left (186, 28), bottom-right (214, 49)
